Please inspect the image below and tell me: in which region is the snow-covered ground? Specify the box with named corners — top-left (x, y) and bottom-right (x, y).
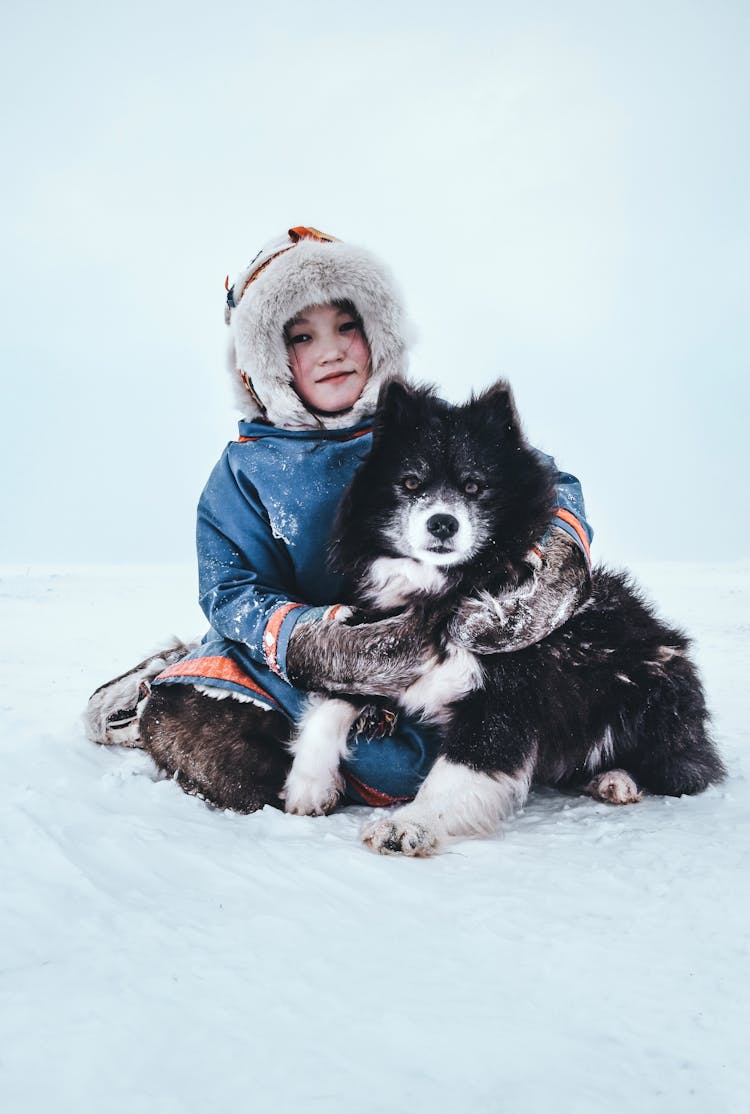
top-left (1, 563), bottom-right (748, 1114)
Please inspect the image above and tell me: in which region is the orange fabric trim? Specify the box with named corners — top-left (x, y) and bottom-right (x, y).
top-left (155, 656), bottom-right (281, 708)
top-left (288, 226), bottom-right (338, 243)
top-left (239, 247), bottom-right (293, 300)
top-left (238, 428), bottom-right (370, 445)
top-left (327, 604), bottom-right (344, 621)
top-left (344, 771), bottom-right (413, 807)
top-left (554, 508), bottom-right (592, 563)
top-left (263, 603), bottom-right (304, 675)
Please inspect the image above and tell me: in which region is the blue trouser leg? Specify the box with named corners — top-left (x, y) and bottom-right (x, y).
top-left (341, 720), bottom-right (441, 805)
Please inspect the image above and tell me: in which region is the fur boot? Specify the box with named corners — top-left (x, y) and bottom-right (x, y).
top-left (84, 639), bottom-right (197, 747)
top-left (140, 684), bottom-right (292, 813)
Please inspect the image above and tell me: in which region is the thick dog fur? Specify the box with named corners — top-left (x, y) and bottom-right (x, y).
top-left (287, 380), bottom-right (725, 854)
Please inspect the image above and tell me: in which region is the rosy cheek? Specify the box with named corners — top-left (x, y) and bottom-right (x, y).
top-left (287, 352), bottom-right (306, 385)
top-left (288, 347), bottom-right (305, 373)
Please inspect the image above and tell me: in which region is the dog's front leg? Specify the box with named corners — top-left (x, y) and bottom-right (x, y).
top-left (283, 696), bottom-right (362, 816)
top-left (361, 754), bottom-right (533, 856)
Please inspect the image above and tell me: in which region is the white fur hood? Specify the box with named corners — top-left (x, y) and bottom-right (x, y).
top-left (226, 233), bottom-right (414, 430)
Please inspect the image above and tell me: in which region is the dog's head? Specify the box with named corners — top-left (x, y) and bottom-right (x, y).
top-left (331, 379), bottom-right (556, 589)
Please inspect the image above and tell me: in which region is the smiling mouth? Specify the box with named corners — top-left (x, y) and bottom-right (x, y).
top-left (317, 370), bottom-right (356, 384)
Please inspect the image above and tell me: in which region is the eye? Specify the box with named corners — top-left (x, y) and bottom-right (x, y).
top-left (403, 475), bottom-right (421, 491)
top-left (287, 332), bottom-right (311, 346)
top-left (464, 479), bottom-right (481, 495)
top-left (339, 320), bottom-right (360, 334)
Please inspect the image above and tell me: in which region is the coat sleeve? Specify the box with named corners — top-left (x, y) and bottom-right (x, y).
top-left (196, 447), bottom-right (337, 682)
top-left (448, 460), bottom-right (594, 654)
top-left (538, 458), bottom-right (593, 567)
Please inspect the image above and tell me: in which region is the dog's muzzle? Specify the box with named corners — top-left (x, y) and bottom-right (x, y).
top-left (426, 514), bottom-right (459, 542)
top-left (402, 499), bottom-right (477, 566)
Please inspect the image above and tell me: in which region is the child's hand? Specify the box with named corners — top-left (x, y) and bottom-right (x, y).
top-left (286, 607), bottom-right (434, 698)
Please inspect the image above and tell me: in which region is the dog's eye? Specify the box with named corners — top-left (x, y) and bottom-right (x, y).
top-left (403, 476), bottom-right (421, 491)
top-left (464, 480), bottom-right (481, 495)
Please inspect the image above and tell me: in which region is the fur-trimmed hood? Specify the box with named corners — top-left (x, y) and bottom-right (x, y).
top-left (226, 229), bottom-right (414, 430)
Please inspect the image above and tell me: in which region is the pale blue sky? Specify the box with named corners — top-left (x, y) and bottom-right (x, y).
top-left (2, 0), bottom-right (748, 563)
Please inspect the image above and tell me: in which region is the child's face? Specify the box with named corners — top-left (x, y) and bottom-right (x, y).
top-left (285, 303), bottom-right (371, 414)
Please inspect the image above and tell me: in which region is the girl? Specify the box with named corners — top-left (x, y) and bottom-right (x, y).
top-left (86, 226), bottom-right (593, 814)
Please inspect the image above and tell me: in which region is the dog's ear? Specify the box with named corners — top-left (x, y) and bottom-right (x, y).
top-left (477, 380), bottom-right (524, 444)
top-left (374, 379), bottom-right (422, 438)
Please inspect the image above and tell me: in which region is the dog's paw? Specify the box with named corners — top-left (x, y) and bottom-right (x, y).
top-left (282, 766), bottom-right (344, 816)
top-left (361, 814), bottom-right (439, 857)
top-left (586, 769), bottom-right (642, 805)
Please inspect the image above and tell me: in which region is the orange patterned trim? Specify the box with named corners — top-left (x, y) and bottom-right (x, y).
top-left (263, 603), bottom-right (305, 675)
top-left (343, 771), bottom-right (414, 807)
top-left (237, 425), bottom-right (367, 443)
top-left (237, 428), bottom-right (370, 445)
top-left (238, 247), bottom-right (293, 299)
top-left (554, 508), bottom-right (592, 564)
top-left (288, 226), bottom-right (338, 244)
top-left (155, 656), bottom-right (281, 709)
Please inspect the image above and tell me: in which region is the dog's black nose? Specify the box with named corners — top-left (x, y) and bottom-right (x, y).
top-left (426, 513), bottom-right (459, 541)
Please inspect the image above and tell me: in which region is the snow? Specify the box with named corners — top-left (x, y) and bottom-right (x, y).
top-left (1, 563), bottom-right (748, 1114)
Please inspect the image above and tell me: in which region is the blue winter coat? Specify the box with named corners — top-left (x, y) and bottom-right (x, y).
top-left (153, 418), bottom-right (593, 804)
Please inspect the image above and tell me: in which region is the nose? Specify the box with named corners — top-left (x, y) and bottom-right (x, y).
top-left (319, 337), bottom-right (346, 365)
top-left (320, 349), bottom-right (344, 365)
top-left (426, 514), bottom-right (459, 541)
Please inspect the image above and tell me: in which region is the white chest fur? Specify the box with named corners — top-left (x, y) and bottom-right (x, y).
top-left (360, 556), bottom-right (482, 723)
top-left (361, 556), bottom-right (447, 608)
top-left (400, 645), bottom-right (484, 724)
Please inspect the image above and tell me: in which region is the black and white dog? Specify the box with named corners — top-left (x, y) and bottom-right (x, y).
top-left (284, 380), bottom-right (725, 855)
